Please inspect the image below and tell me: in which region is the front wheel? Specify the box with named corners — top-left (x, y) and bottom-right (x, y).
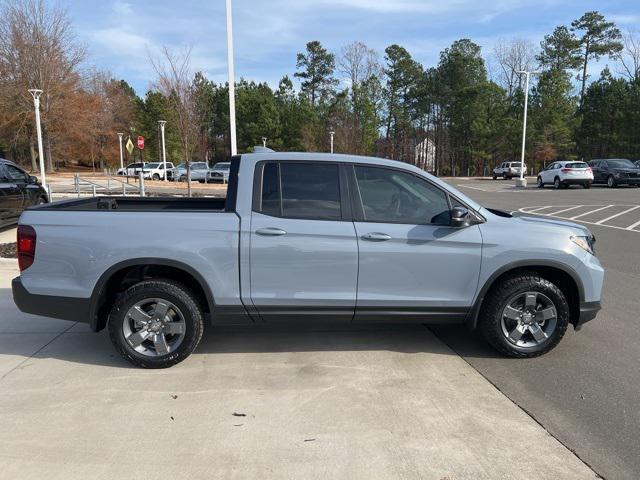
top-left (607, 175), bottom-right (616, 188)
top-left (479, 273), bottom-right (570, 358)
top-left (108, 279), bottom-right (204, 368)
top-left (553, 177), bottom-right (561, 189)
top-left (583, 183), bottom-right (591, 189)
top-left (152, 174), bottom-right (160, 181)
top-left (537, 177), bottom-right (544, 188)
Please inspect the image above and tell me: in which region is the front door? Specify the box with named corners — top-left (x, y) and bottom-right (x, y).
top-left (250, 161), bottom-right (358, 321)
top-left (350, 165), bottom-right (482, 322)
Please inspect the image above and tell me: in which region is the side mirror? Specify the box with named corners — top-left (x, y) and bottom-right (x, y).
top-left (28, 175), bottom-right (39, 184)
top-left (450, 206), bottom-right (470, 228)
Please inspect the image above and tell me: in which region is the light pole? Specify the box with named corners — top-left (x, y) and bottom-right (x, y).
top-left (117, 133), bottom-right (124, 171)
top-left (515, 70), bottom-right (539, 187)
top-left (158, 120), bottom-right (167, 181)
top-left (28, 89), bottom-right (46, 187)
top-left (225, 0), bottom-right (237, 156)
top-left (261, 137), bottom-right (267, 148)
top-left (329, 131), bottom-right (335, 154)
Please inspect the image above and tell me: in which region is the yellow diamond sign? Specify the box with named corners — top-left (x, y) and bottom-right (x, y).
top-left (126, 138), bottom-right (134, 154)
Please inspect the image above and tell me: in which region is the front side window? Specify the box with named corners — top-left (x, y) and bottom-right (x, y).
top-left (258, 162), bottom-right (342, 220)
top-left (354, 166), bottom-right (450, 225)
top-left (4, 165), bottom-right (28, 183)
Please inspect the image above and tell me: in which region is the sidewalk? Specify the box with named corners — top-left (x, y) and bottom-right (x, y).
top-left (0, 261), bottom-right (597, 480)
top-left (0, 226), bottom-right (16, 244)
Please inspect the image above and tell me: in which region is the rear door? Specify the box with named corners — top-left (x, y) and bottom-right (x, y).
top-left (249, 161), bottom-right (358, 321)
top-left (350, 165), bottom-right (482, 321)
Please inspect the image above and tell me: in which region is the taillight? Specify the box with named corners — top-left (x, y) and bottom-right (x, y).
top-left (17, 225), bottom-right (36, 271)
top-left (561, 168), bottom-right (572, 173)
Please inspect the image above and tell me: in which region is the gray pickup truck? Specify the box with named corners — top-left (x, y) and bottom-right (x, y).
top-left (12, 153), bottom-right (604, 368)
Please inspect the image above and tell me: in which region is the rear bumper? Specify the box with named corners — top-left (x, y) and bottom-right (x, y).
top-left (575, 301), bottom-right (601, 330)
top-left (12, 277), bottom-right (91, 324)
top-left (561, 178), bottom-right (592, 185)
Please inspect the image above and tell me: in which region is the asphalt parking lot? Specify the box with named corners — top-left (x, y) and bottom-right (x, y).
top-left (433, 177), bottom-right (640, 480)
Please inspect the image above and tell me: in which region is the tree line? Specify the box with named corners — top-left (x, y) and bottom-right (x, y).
top-left (1, 0), bottom-right (639, 176)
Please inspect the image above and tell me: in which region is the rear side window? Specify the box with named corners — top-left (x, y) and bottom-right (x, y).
top-left (258, 162), bottom-right (342, 221)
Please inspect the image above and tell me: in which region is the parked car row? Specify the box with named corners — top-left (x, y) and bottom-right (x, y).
top-left (537, 158), bottom-right (640, 189)
top-left (117, 161), bottom-right (230, 183)
top-left (493, 162), bottom-right (528, 179)
top-left (0, 158), bottom-right (48, 228)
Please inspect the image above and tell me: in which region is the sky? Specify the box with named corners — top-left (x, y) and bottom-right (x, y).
top-left (63, 0), bottom-right (640, 95)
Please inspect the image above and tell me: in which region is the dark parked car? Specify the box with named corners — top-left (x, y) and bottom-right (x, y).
top-left (588, 159), bottom-right (640, 188)
top-left (0, 159), bottom-right (48, 228)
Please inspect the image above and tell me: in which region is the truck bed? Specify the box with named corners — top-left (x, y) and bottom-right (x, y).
top-left (33, 196), bottom-right (227, 212)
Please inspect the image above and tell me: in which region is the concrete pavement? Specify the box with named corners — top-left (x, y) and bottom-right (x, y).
top-left (0, 261), bottom-right (596, 480)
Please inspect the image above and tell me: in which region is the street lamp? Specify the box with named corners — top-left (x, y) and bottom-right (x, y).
top-left (225, 0), bottom-right (237, 156)
top-left (261, 137), bottom-right (267, 147)
top-left (158, 120), bottom-right (167, 181)
top-left (28, 89), bottom-right (46, 187)
top-left (329, 131), bottom-right (335, 154)
top-left (117, 133), bottom-right (124, 171)
top-left (515, 70), bottom-right (540, 187)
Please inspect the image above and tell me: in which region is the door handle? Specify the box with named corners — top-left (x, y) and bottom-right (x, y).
top-left (362, 232), bottom-right (391, 241)
top-left (256, 227), bottom-right (287, 236)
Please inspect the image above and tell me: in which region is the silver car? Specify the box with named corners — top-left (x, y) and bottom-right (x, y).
top-left (168, 162), bottom-right (210, 182)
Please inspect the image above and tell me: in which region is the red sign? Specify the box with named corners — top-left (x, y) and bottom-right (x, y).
top-left (137, 136), bottom-right (145, 149)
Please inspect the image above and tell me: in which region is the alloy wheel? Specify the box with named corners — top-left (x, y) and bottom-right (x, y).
top-left (122, 298), bottom-right (186, 357)
top-left (500, 291), bottom-right (557, 348)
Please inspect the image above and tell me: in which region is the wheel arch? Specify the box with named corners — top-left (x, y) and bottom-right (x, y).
top-left (467, 261), bottom-right (583, 331)
top-left (89, 258), bottom-right (215, 332)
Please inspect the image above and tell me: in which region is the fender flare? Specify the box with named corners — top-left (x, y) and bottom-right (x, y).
top-left (466, 259), bottom-right (585, 330)
top-left (88, 257), bottom-right (216, 331)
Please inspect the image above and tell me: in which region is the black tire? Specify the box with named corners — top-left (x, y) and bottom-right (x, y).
top-left (492, 174), bottom-right (497, 180)
top-left (38, 196), bottom-right (48, 204)
top-left (478, 272), bottom-right (570, 358)
top-left (537, 176), bottom-right (544, 188)
top-left (607, 175), bottom-right (616, 188)
top-left (553, 177), bottom-right (561, 189)
top-left (152, 174), bottom-right (160, 181)
top-left (503, 173), bottom-right (508, 180)
top-left (583, 183), bottom-right (591, 189)
top-left (108, 279), bottom-right (204, 368)
top-left (198, 179), bottom-right (205, 184)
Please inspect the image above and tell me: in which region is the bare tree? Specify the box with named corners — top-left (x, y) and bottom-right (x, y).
top-left (339, 41), bottom-right (382, 88)
top-left (616, 29), bottom-right (640, 82)
top-left (150, 46), bottom-right (198, 196)
top-left (0, 0), bottom-right (85, 172)
top-left (493, 38), bottom-right (537, 98)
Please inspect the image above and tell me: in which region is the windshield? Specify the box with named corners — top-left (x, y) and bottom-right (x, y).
top-left (608, 159), bottom-right (637, 168)
top-left (175, 163), bottom-right (185, 169)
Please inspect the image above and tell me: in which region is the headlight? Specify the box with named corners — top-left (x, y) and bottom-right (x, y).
top-left (570, 235), bottom-right (596, 255)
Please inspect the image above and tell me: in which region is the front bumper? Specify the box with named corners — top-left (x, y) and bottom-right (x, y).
top-left (12, 277), bottom-right (91, 324)
top-left (575, 301), bottom-right (601, 330)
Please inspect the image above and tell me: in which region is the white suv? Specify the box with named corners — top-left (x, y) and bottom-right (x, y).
top-left (537, 161), bottom-right (593, 189)
top-left (493, 162), bottom-right (527, 179)
top-left (142, 162), bottom-right (175, 181)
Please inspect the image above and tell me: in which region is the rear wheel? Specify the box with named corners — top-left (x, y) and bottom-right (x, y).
top-left (537, 176), bottom-right (544, 188)
top-left (479, 273), bottom-right (569, 358)
top-left (108, 279), bottom-right (204, 368)
top-left (583, 183), bottom-right (591, 189)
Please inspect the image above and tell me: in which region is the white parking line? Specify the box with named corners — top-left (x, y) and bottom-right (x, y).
top-left (594, 206), bottom-right (640, 225)
top-left (525, 206), bottom-right (554, 213)
top-left (625, 219), bottom-right (640, 231)
top-left (546, 205), bottom-right (584, 216)
top-left (569, 205), bottom-right (614, 220)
